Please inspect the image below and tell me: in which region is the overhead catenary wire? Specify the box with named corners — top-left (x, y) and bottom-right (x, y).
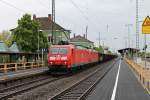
top-left (0, 0), bottom-right (47, 15)
top-left (69, 0), bottom-right (101, 32)
top-left (0, 0), bottom-right (100, 36)
top-left (0, 0), bottom-right (26, 13)
top-left (69, 0), bottom-right (89, 21)
top-left (35, 0), bottom-right (88, 32)
top-left (37, 0), bottom-right (51, 11)
top-left (36, 0), bottom-right (91, 41)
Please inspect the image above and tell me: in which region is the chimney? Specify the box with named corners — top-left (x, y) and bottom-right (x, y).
top-left (33, 14), bottom-right (36, 19)
top-left (74, 34), bottom-right (76, 38)
top-left (48, 14), bottom-right (52, 21)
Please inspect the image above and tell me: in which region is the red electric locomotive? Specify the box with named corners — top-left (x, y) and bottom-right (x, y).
top-left (48, 44), bottom-right (99, 74)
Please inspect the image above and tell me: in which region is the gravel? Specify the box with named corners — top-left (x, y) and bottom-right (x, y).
top-left (10, 60), bottom-right (115, 100)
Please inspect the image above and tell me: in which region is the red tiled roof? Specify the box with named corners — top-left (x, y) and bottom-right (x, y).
top-left (34, 15), bottom-right (66, 31)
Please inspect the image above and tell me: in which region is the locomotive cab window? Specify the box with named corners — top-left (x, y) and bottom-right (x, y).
top-left (50, 47), bottom-right (67, 54)
top-left (51, 48), bottom-right (59, 54)
top-left (59, 48), bottom-right (67, 54)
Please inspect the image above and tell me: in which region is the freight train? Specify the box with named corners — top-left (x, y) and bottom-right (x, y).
top-left (48, 44), bottom-right (116, 74)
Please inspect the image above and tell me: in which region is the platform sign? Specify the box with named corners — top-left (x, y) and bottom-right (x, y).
top-left (142, 16), bottom-right (150, 34)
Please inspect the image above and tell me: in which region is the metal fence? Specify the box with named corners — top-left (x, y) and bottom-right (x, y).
top-left (0, 61), bottom-right (44, 73)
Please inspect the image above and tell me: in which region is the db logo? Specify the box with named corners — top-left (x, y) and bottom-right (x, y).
top-left (56, 55), bottom-right (61, 60)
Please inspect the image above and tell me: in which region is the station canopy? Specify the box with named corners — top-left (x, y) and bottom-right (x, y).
top-left (118, 48), bottom-right (139, 54)
top-left (0, 41), bottom-right (9, 52)
top-left (0, 41), bottom-right (37, 55)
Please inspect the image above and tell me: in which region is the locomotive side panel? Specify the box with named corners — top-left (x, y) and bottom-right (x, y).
top-left (48, 44), bottom-right (116, 74)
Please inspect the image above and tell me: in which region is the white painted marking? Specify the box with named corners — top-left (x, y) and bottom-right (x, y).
top-left (111, 60), bottom-right (121, 100)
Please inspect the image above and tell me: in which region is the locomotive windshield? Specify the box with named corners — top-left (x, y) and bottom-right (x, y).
top-left (50, 47), bottom-right (67, 54)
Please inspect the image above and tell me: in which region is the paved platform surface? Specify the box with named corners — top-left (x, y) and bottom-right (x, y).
top-left (87, 59), bottom-right (150, 100)
top-left (0, 67), bottom-right (48, 82)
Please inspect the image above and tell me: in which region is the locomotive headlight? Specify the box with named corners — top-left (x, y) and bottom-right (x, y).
top-left (64, 61), bottom-right (67, 65)
top-left (49, 57), bottom-right (56, 60)
top-left (61, 57), bottom-right (68, 60)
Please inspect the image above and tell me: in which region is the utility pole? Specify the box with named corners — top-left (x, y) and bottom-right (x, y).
top-left (125, 24), bottom-right (132, 48)
top-left (106, 24), bottom-right (109, 32)
top-left (102, 41), bottom-right (104, 48)
top-left (85, 26), bottom-right (88, 39)
top-left (52, 0), bottom-right (55, 44)
top-left (136, 0), bottom-right (139, 49)
top-left (99, 32), bottom-right (101, 48)
top-left (135, 0), bottom-right (140, 62)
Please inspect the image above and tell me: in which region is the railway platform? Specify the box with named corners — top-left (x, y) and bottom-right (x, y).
top-left (0, 67), bottom-right (48, 82)
top-left (87, 60), bottom-right (150, 100)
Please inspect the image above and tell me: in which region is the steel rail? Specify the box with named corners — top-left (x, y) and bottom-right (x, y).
top-left (0, 77), bottom-right (62, 100)
top-left (50, 59), bottom-right (118, 100)
top-left (0, 76), bottom-right (51, 93)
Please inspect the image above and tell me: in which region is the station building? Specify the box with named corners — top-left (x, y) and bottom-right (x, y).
top-left (33, 14), bottom-right (71, 45)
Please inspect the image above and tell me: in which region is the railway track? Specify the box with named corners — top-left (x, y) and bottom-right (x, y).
top-left (50, 60), bottom-right (118, 100)
top-left (0, 75), bottom-right (62, 100)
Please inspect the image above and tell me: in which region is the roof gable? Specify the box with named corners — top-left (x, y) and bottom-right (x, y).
top-left (70, 35), bottom-right (93, 43)
top-left (34, 15), bottom-right (66, 31)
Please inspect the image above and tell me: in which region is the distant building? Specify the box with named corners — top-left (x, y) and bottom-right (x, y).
top-left (102, 46), bottom-right (109, 54)
top-left (70, 35), bottom-right (94, 48)
top-left (33, 14), bottom-right (71, 44)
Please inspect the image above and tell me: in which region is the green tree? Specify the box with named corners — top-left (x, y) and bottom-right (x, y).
top-left (94, 46), bottom-right (104, 53)
top-left (107, 50), bottom-right (112, 54)
top-left (13, 14), bottom-right (48, 52)
top-left (0, 30), bottom-right (13, 47)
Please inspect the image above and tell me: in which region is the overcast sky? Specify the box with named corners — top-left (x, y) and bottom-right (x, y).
top-left (0, 0), bottom-right (150, 52)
